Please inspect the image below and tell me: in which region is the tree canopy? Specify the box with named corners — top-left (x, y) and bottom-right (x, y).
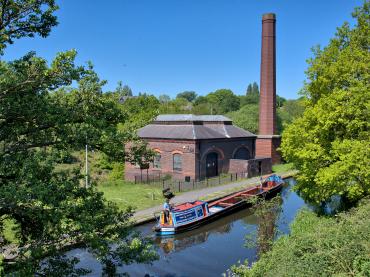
top-left (232, 197), bottom-right (370, 276)
top-left (280, 1), bottom-right (370, 203)
top-left (0, 0), bottom-right (59, 54)
top-left (176, 91), bottom-right (197, 102)
top-left (206, 89), bottom-right (240, 114)
top-left (0, 2), bottom-right (157, 275)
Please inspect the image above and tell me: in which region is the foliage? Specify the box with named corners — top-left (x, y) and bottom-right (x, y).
top-left (115, 81), bottom-right (133, 97)
top-left (232, 197), bottom-right (370, 277)
top-left (119, 94), bottom-right (159, 137)
top-left (0, 51), bottom-right (157, 274)
top-left (226, 104), bottom-right (259, 134)
top-left (107, 162), bottom-right (124, 181)
top-left (280, 2), bottom-right (370, 203)
top-left (0, 0), bottom-right (58, 54)
top-left (176, 91), bottom-right (197, 102)
top-left (243, 196), bottom-right (282, 257)
top-left (158, 94), bottom-right (171, 103)
top-left (242, 82), bottom-right (259, 106)
top-left (206, 89), bottom-right (240, 114)
top-left (125, 140), bottom-right (156, 170)
top-left (159, 97), bottom-right (192, 114)
top-left (277, 98), bottom-right (306, 133)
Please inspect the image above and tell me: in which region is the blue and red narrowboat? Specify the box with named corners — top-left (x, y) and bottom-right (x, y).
top-left (154, 174), bottom-right (284, 236)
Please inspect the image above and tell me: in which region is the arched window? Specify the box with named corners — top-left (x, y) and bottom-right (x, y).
top-left (173, 154), bottom-right (182, 171)
top-left (233, 147), bottom-right (251, 160)
top-left (153, 153), bottom-right (161, 169)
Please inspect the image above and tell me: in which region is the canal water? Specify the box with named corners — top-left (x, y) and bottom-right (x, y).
top-left (70, 178), bottom-right (307, 276)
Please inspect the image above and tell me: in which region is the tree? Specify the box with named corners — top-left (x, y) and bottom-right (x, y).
top-left (0, 1), bottom-right (158, 274)
top-left (125, 140), bottom-right (156, 181)
top-left (176, 91), bottom-right (197, 102)
top-left (276, 95), bottom-right (286, 108)
top-left (0, 0), bottom-right (58, 54)
top-left (0, 52), bottom-right (157, 275)
top-left (252, 82), bottom-right (259, 95)
top-left (115, 81), bottom-right (133, 97)
top-left (158, 94), bottom-right (171, 103)
top-left (280, 2), bottom-right (370, 203)
top-left (119, 94), bottom-right (159, 135)
top-left (242, 82), bottom-right (259, 106)
top-left (226, 104), bottom-right (259, 134)
top-left (232, 198), bottom-right (370, 276)
top-left (246, 83), bottom-right (253, 95)
top-left (206, 89), bottom-right (240, 114)
top-left (159, 97), bottom-right (192, 114)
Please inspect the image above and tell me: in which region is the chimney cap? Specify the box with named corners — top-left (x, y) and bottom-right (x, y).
top-left (262, 13), bottom-right (276, 20)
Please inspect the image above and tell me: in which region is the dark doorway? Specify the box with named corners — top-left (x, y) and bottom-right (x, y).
top-left (233, 147), bottom-right (250, 160)
top-left (206, 152), bottom-right (218, 178)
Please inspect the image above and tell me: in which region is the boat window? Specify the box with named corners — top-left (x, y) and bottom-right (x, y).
top-left (153, 153), bottom-right (161, 169)
top-left (173, 154), bottom-right (182, 171)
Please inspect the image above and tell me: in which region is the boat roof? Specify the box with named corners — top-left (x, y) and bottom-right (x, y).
top-left (173, 200), bottom-right (205, 211)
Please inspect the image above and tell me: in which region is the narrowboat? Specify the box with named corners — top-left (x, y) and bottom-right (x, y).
top-left (154, 174), bottom-right (284, 236)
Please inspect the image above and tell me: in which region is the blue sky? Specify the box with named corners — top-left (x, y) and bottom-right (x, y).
top-left (3, 0), bottom-right (363, 99)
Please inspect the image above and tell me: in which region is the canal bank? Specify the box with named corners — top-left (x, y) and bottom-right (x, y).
top-left (70, 177), bottom-right (305, 276)
top-left (133, 170), bottom-right (297, 225)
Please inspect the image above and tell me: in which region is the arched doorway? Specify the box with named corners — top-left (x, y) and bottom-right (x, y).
top-left (233, 147), bottom-right (251, 160)
top-left (206, 152), bottom-right (218, 178)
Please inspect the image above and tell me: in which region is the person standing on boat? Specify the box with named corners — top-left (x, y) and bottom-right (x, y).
top-left (163, 198), bottom-right (172, 223)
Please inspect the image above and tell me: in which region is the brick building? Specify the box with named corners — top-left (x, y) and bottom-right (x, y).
top-left (125, 13), bottom-right (282, 181)
top-left (125, 115), bottom-right (272, 181)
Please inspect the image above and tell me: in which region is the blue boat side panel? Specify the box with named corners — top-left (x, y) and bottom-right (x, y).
top-left (172, 204), bottom-right (205, 226)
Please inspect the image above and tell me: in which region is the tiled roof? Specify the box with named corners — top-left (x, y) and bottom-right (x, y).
top-left (138, 114), bottom-right (256, 140)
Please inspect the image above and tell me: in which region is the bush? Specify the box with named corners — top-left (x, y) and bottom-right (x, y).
top-left (231, 197), bottom-right (370, 276)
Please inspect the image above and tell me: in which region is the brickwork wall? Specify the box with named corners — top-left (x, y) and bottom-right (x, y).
top-left (229, 158), bottom-right (272, 177)
top-left (255, 137), bottom-right (281, 164)
top-left (125, 139), bottom-right (196, 181)
top-left (125, 137), bottom-right (258, 181)
top-left (197, 138), bottom-right (255, 180)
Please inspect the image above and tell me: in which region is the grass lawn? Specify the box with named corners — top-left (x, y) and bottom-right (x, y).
top-left (272, 163), bottom-right (294, 173)
top-left (97, 180), bottom-right (166, 211)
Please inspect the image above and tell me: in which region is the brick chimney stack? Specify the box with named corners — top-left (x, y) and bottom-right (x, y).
top-left (256, 13), bottom-right (281, 164)
top-left (259, 13), bottom-right (276, 135)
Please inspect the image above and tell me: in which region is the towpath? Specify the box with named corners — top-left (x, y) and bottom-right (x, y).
top-left (133, 170), bottom-right (297, 224)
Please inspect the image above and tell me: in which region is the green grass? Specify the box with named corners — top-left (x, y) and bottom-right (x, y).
top-left (97, 180), bottom-right (165, 211)
top-left (272, 163), bottom-right (294, 173)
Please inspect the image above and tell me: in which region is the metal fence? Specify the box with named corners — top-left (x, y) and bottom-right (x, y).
top-left (134, 172), bottom-right (249, 193)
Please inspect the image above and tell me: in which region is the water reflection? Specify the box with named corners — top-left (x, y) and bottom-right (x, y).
top-left (154, 223), bottom-right (232, 254)
top-left (72, 178), bottom-right (308, 276)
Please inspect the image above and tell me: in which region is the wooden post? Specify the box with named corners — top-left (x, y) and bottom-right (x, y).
top-left (193, 179), bottom-right (195, 189)
top-left (206, 178), bottom-right (208, 187)
top-left (178, 181), bottom-right (181, 192)
top-left (236, 173), bottom-right (238, 181)
top-left (162, 179), bottom-right (165, 189)
top-left (231, 173), bottom-right (233, 182)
